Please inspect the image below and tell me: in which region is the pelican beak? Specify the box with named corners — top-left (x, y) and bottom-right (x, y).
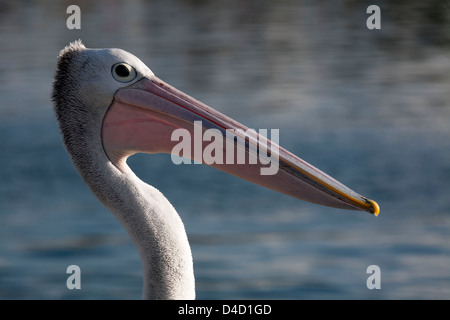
top-left (102, 76), bottom-right (379, 216)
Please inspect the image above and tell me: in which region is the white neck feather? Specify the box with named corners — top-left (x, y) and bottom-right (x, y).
top-left (106, 164), bottom-right (196, 300)
top-left (68, 128), bottom-right (195, 299)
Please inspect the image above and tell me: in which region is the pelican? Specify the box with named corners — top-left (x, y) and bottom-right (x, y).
top-left (52, 40), bottom-right (379, 300)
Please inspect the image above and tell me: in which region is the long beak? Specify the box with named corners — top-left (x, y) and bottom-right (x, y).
top-left (102, 76), bottom-right (379, 216)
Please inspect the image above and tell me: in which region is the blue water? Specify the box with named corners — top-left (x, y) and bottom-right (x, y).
top-left (1, 1), bottom-right (449, 299)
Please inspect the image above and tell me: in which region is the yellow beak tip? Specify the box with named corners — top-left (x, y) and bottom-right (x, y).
top-left (367, 199), bottom-right (380, 216)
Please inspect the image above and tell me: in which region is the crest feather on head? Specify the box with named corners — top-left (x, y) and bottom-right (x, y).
top-left (58, 39), bottom-right (86, 59)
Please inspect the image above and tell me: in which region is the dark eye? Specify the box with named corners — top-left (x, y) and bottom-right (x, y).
top-left (112, 62), bottom-right (137, 82)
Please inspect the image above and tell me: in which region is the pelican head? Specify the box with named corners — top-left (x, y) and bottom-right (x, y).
top-left (53, 40), bottom-right (379, 215)
top-left (52, 40), bottom-right (378, 299)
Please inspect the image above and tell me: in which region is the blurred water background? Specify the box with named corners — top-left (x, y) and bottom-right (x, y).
top-left (0, 0), bottom-right (449, 299)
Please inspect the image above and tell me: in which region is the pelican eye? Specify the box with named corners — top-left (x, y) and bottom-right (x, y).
top-left (112, 62), bottom-right (137, 82)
